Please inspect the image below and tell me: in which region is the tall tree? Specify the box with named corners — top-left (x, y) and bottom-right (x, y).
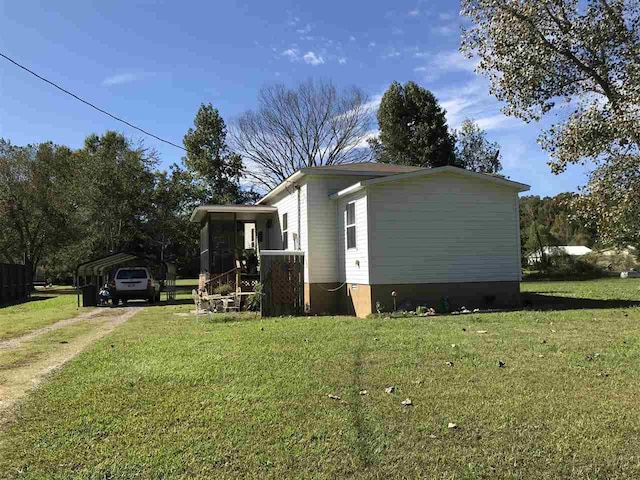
top-left (183, 104), bottom-right (248, 203)
top-left (369, 81), bottom-right (456, 167)
top-left (461, 0), bottom-right (640, 245)
top-left (573, 154), bottom-right (640, 248)
top-left (142, 165), bottom-right (201, 270)
top-left (232, 79), bottom-right (372, 190)
top-left (453, 119), bottom-right (502, 173)
top-left (74, 131), bottom-right (157, 256)
top-left (0, 140), bottom-right (77, 273)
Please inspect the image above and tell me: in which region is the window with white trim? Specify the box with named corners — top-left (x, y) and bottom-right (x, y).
top-left (282, 213), bottom-right (289, 250)
top-left (346, 202), bottom-right (356, 249)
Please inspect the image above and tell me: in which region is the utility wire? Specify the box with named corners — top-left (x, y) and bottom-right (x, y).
top-left (0, 52), bottom-right (186, 151)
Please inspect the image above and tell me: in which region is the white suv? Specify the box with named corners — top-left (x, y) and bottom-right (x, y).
top-left (111, 267), bottom-right (160, 304)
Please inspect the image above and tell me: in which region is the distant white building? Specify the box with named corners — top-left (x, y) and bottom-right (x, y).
top-left (527, 246), bottom-right (593, 265)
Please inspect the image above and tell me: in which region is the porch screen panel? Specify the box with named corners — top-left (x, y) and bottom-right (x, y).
top-left (200, 221), bottom-right (209, 276)
top-left (209, 218), bottom-right (235, 275)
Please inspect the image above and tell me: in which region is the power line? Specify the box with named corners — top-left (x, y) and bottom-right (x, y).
top-left (0, 51), bottom-right (186, 151)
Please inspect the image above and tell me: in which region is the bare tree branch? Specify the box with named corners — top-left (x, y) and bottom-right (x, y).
top-left (231, 79), bottom-right (373, 190)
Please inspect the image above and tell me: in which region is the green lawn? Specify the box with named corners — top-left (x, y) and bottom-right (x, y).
top-left (1, 279), bottom-right (640, 478)
top-left (0, 295), bottom-right (82, 341)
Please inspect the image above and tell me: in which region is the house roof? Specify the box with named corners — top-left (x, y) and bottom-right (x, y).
top-left (190, 205), bottom-right (277, 223)
top-left (329, 165), bottom-right (531, 199)
top-left (308, 162), bottom-right (426, 174)
top-left (255, 162), bottom-right (426, 205)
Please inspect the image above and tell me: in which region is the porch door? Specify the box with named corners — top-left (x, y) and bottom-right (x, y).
top-left (209, 218), bottom-right (235, 275)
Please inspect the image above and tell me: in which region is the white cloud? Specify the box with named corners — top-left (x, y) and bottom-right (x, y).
top-left (287, 14), bottom-right (300, 26)
top-left (296, 23), bottom-right (312, 34)
top-left (414, 66), bottom-right (427, 72)
top-left (382, 47), bottom-right (401, 59)
top-left (408, 9), bottom-right (420, 16)
top-left (392, 27), bottom-right (404, 35)
top-left (475, 114), bottom-right (518, 131)
top-left (338, 57), bottom-right (347, 64)
top-left (413, 49), bottom-right (479, 81)
top-left (282, 48), bottom-right (299, 60)
top-left (435, 50), bottom-right (477, 72)
top-left (439, 12), bottom-right (455, 20)
top-left (349, 36), bottom-right (356, 42)
top-left (363, 94), bottom-right (383, 113)
top-left (432, 24), bottom-right (458, 35)
top-left (303, 51), bottom-right (324, 65)
top-left (354, 129), bottom-right (379, 149)
top-left (101, 72), bottom-right (148, 86)
top-left (435, 79), bottom-right (523, 132)
top-left (368, 41), bottom-right (377, 48)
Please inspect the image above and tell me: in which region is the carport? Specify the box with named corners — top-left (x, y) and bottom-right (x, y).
top-left (76, 252), bottom-right (176, 307)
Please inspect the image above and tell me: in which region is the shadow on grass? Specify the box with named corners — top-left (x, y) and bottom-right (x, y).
top-left (522, 293), bottom-right (640, 311)
top-left (0, 296), bottom-right (54, 309)
top-left (347, 318), bottom-right (383, 470)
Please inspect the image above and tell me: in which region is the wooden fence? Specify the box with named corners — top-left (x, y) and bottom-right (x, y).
top-left (259, 251), bottom-right (305, 317)
top-left (0, 262), bottom-right (32, 305)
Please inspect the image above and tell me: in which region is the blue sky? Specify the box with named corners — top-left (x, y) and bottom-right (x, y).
top-left (0, 0), bottom-right (591, 196)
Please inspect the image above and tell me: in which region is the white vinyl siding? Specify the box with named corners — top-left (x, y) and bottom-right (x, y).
top-left (337, 191), bottom-right (369, 284)
top-left (367, 172), bottom-right (521, 285)
top-left (305, 176), bottom-right (375, 284)
top-left (262, 182), bottom-right (309, 281)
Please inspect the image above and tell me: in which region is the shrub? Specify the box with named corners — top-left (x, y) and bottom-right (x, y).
top-left (582, 251), bottom-right (638, 272)
top-left (524, 254), bottom-right (603, 280)
top-left (246, 283), bottom-right (262, 312)
top-left (213, 283), bottom-right (234, 296)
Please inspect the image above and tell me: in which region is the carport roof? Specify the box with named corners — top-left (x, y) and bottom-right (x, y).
top-left (76, 252), bottom-right (175, 277)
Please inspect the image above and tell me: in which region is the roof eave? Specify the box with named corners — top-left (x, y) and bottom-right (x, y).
top-left (329, 165), bottom-right (530, 199)
top-left (256, 167), bottom-right (418, 205)
top-left (189, 205), bottom-right (277, 223)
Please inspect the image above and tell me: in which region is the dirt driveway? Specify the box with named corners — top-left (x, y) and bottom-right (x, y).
top-left (0, 307), bottom-right (139, 425)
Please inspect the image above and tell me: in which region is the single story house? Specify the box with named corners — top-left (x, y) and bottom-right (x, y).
top-left (526, 245), bottom-right (593, 265)
top-left (190, 162), bottom-right (530, 317)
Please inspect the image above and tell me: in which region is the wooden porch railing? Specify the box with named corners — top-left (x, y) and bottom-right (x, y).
top-left (204, 267), bottom-right (240, 295)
